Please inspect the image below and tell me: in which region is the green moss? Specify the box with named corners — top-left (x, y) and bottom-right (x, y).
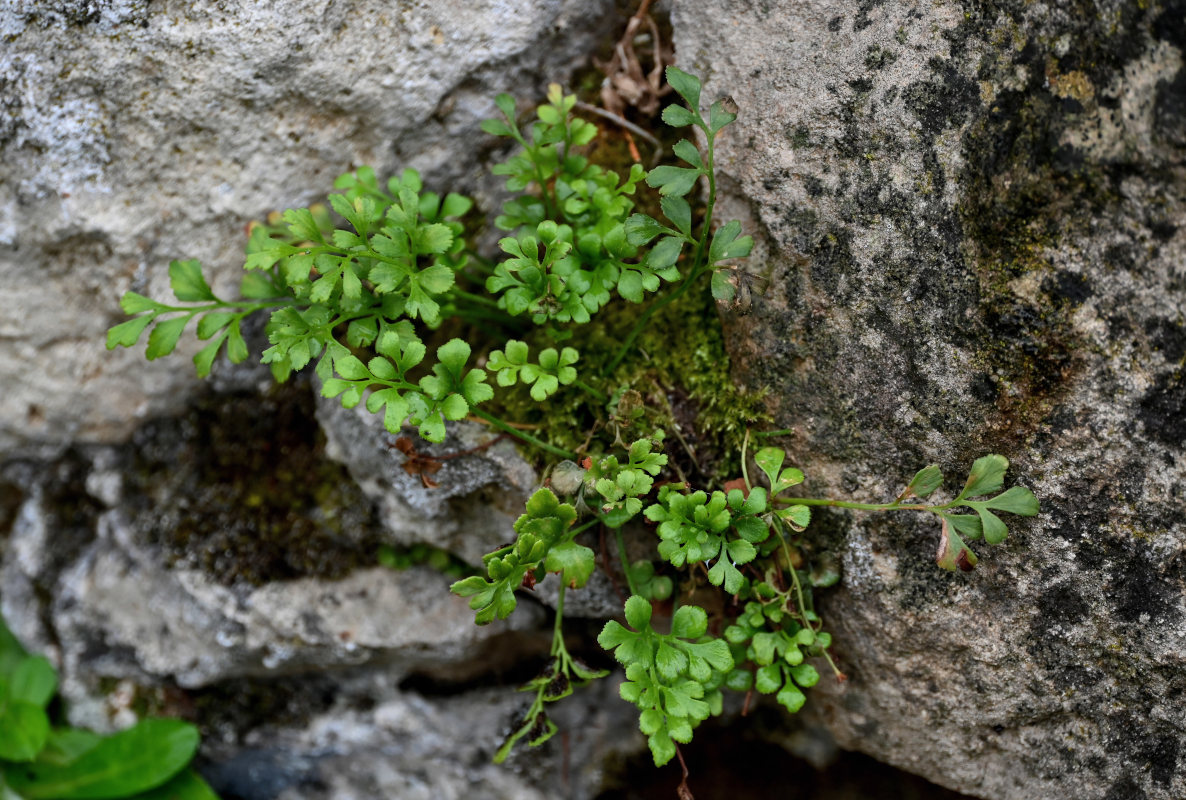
top-left (480, 280), bottom-right (767, 485)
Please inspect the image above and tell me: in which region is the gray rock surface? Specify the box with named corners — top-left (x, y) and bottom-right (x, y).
top-left (316, 398), bottom-right (537, 566)
top-left (0, 0), bottom-right (617, 457)
top-left (0, 384), bottom-right (636, 798)
top-left (673, 1), bottom-right (1185, 799)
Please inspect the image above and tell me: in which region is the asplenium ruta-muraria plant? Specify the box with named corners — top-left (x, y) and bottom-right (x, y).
top-left (0, 615), bottom-right (219, 799)
top-left (107, 67), bottom-right (1039, 780)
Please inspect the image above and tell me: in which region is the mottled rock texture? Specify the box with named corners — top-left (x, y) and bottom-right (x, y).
top-left (0, 0), bottom-right (616, 457)
top-left (674, 1), bottom-right (1185, 799)
top-left (0, 382), bottom-right (631, 799)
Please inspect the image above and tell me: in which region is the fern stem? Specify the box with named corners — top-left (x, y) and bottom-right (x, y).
top-left (469, 407), bottom-right (576, 459)
top-left (615, 527), bottom-right (639, 597)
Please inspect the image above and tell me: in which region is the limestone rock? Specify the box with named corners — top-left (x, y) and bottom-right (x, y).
top-left (673, 2), bottom-right (1185, 799)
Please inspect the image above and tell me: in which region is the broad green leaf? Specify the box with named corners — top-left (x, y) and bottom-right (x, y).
top-left (436, 338), bottom-right (470, 374)
top-left (126, 770), bottom-right (219, 800)
top-left (9, 719), bottom-right (199, 800)
top-left (145, 317), bottom-right (189, 361)
top-left (0, 702), bottom-right (49, 761)
top-left (755, 664), bottom-right (782, 694)
top-left (282, 208), bottom-right (323, 242)
top-left (168, 260), bottom-right (215, 302)
top-left (37, 728), bottom-right (102, 766)
top-left (903, 465), bottom-right (943, 499)
top-left (618, 271), bottom-right (644, 303)
top-left (417, 264), bottom-right (455, 294)
top-left (666, 66), bottom-right (702, 111)
top-left (983, 486), bottom-right (1040, 516)
top-left (776, 683), bottom-right (806, 713)
top-left (334, 355), bottom-right (369, 381)
top-left (106, 316), bottom-right (154, 350)
top-left (961, 454), bottom-right (1009, 498)
top-left (709, 220), bottom-right (753, 263)
top-left (440, 193), bottom-right (473, 218)
top-left (417, 224), bottom-right (453, 255)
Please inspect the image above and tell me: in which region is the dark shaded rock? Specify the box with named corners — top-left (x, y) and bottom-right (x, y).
top-left (674, 1), bottom-right (1186, 798)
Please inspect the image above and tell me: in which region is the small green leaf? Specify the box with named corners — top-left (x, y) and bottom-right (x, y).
top-left (168, 260), bottom-right (215, 302)
top-left (660, 196), bottom-right (692, 236)
top-left (646, 166), bottom-right (700, 197)
top-left (983, 486), bottom-right (1040, 516)
top-left (670, 605), bottom-right (708, 640)
top-left (196, 312), bottom-right (234, 340)
top-left (711, 269), bottom-right (736, 302)
top-left (903, 465), bottom-right (943, 499)
top-left (239, 272), bottom-right (278, 299)
top-left (226, 321), bottom-right (249, 363)
top-left (119, 292), bottom-right (161, 314)
top-left (666, 66), bottom-right (702, 111)
top-left (145, 316), bottom-right (189, 360)
top-left (647, 236), bottom-right (684, 270)
top-left (754, 447), bottom-right (784, 488)
top-left (544, 542), bottom-right (595, 588)
top-left (961, 454), bottom-right (1009, 498)
top-left (624, 596), bottom-right (652, 632)
top-left (708, 100), bottom-right (737, 133)
top-left (661, 104), bottom-right (697, 127)
top-left (672, 139), bottom-right (703, 168)
top-left (976, 507), bottom-right (1009, 545)
top-left (192, 333), bottom-right (226, 378)
top-left (436, 338), bottom-right (471, 374)
top-left (106, 316), bottom-right (154, 350)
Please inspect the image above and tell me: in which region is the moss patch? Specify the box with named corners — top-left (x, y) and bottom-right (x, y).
top-left (126, 381), bottom-right (387, 586)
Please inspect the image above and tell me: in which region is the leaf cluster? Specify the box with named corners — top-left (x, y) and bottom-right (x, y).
top-left (901, 456), bottom-right (1039, 571)
top-left (723, 601), bottom-right (828, 714)
top-left (583, 433), bottom-right (668, 528)
top-left (485, 84), bottom-right (675, 318)
top-left (0, 616), bottom-right (217, 799)
top-left (451, 488), bottom-right (592, 624)
top-left (645, 485), bottom-right (770, 594)
top-left (623, 67), bottom-right (754, 303)
top-left (598, 598), bottom-right (732, 766)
